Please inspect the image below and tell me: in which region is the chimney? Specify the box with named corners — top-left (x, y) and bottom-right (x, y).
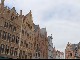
top-left (20, 10), bottom-right (22, 15)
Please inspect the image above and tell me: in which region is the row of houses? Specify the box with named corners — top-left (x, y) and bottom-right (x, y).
top-left (0, 0), bottom-right (64, 59)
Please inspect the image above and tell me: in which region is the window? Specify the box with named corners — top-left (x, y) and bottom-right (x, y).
top-left (7, 46), bottom-right (9, 54)
top-left (23, 51), bottom-right (25, 55)
top-left (26, 43), bottom-right (28, 48)
top-left (13, 26), bottom-right (16, 32)
top-left (30, 53), bottom-right (32, 59)
top-left (16, 36), bottom-right (19, 44)
top-left (27, 33), bottom-right (29, 37)
top-left (12, 35), bottom-right (15, 42)
top-left (22, 30), bottom-right (24, 35)
top-left (23, 51), bottom-right (25, 58)
top-left (21, 41), bottom-right (23, 46)
top-left (14, 48), bottom-right (18, 56)
top-left (24, 40), bottom-right (26, 45)
top-left (36, 44), bottom-right (38, 52)
top-left (70, 53), bottom-right (72, 57)
top-left (2, 31), bottom-right (7, 40)
top-left (1, 44), bottom-right (5, 53)
top-left (29, 42), bottom-right (30, 49)
top-left (5, 45), bottom-right (7, 54)
top-left (11, 16), bottom-right (14, 21)
top-left (0, 30), bottom-right (2, 38)
top-left (30, 26), bottom-right (32, 29)
top-left (25, 55), bottom-right (27, 59)
top-left (5, 45), bottom-right (9, 55)
top-left (38, 52), bottom-right (40, 57)
top-left (9, 24), bottom-right (12, 30)
top-left (10, 47), bottom-right (14, 56)
top-left (36, 53), bottom-right (37, 58)
top-left (4, 22), bottom-right (8, 28)
top-left (7, 33), bottom-right (11, 42)
top-left (19, 50), bottom-right (22, 59)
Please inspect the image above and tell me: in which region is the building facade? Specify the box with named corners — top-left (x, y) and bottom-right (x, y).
top-left (19, 10), bottom-right (34, 59)
top-left (48, 34), bottom-right (53, 59)
top-left (0, 0), bottom-right (35, 59)
top-left (40, 28), bottom-right (48, 59)
top-left (0, 0), bottom-right (52, 59)
top-left (33, 24), bottom-right (41, 59)
top-left (65, 42), bottom-right (80, 59)
top-left (0, 0), bottom-right (21, 59)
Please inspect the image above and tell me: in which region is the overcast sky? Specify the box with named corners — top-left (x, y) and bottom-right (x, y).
top-left (2, 0), bottom-right (80, 53)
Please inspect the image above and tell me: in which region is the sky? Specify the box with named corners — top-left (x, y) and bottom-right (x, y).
top-left (2, 0), bottom-right (80, 53)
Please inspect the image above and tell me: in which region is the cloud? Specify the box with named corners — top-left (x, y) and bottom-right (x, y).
top-left (3, 0), bottom-right (80, 53)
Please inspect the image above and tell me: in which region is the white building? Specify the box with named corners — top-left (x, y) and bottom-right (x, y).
top-left (48, 34), bottom-right (53, 59)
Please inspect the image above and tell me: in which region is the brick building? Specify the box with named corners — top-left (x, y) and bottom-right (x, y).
top-left (65, 42), bottom-right (80, 59)
top-left (33, 24), bottom-right (41, 59)
top-left (0, 0), bottom-right (35, 59)
top-left (33, 25), bottom-right (48, 59)
top-left (19, 10), bottom-right (34, 59)
top-left (40, 28), bottom-right (48, 59)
